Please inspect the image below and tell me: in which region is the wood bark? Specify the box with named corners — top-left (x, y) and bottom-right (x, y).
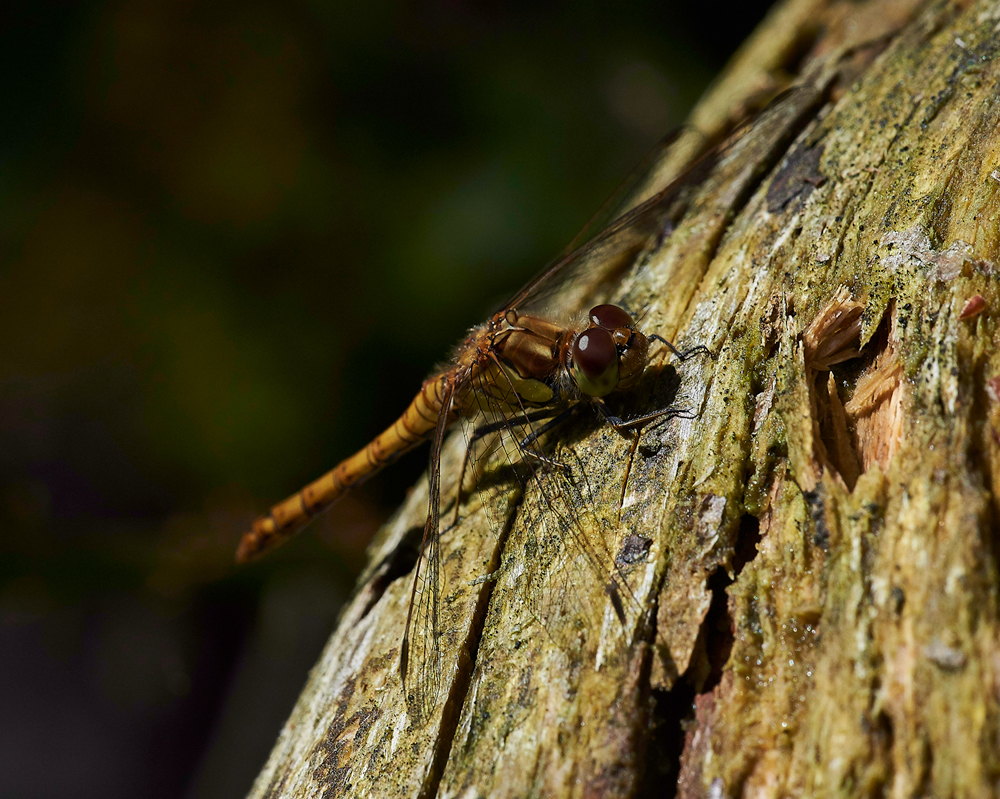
top-left (247, 1), bottom-right (1000, 796)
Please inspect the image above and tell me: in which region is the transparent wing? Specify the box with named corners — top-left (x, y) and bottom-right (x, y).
top-left (458, 367), bottom-right (648, 663)
top-left (399, 84), bottom-right (819, 719)
top-left (400, 384), bottom-right (454, 724)
top-left (517, 425), bottom-right (648, 662)
top-left (401, 516), bottom-right (442, 724)
top-left (560, 127), bottom-right (687, 258)
top-left (502, 85), bottom-right (812, 322)
top-left (504, 158), bottom-right (705, 323)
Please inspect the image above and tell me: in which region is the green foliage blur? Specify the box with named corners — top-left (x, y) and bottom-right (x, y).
top-left (0, 2), bottom-right (771, 797)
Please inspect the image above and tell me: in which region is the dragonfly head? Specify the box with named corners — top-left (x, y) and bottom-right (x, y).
top-left (571, 304), bottom-right (649, 397)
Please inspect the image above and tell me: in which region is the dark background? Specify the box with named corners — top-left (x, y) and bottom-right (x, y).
top-left (1, 2), bottom-right (774, 797)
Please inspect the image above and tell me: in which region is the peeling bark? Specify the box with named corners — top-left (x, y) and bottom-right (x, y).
top-left (247, 1), bottom-right (1000, 796)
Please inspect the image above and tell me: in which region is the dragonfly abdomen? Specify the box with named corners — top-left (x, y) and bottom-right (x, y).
top-left (236, 370), bottom-right (458, 562)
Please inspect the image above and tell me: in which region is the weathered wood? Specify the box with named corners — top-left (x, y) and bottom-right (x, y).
top-left (248, 1), bottom-right (1000, 796)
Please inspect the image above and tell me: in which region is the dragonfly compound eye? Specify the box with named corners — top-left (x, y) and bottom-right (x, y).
top-left (572, 327), bottom-right (619, 397)
top-left (589, 304), bottom-right (634, 331)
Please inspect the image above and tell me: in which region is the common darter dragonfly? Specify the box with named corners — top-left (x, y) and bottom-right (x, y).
top-left (236, 134), bottom-right (720, 721)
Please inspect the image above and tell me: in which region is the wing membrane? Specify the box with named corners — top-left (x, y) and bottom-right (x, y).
top-left (400, 383), bottom-right (454, 723)
top-left (502, 85), bottom-right (817, 321)
top-left (457, 370), bottom-right (648, 664)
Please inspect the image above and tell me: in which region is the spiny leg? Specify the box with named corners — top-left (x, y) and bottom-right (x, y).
top-left (594, 399), bottom-right (694, 433)
top-left (648, 333), bottom-right (714, 361)
top-left (451, 406), bottom-right (563, 528)
top-left (514, 404), bottom-right (580, 468)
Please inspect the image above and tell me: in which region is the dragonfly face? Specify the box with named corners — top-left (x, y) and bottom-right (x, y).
top-left (571, 304), bottom-right (650, 397)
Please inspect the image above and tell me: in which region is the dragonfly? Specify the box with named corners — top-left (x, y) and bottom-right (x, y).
top-left (236, 131), bottom-right (724, 721)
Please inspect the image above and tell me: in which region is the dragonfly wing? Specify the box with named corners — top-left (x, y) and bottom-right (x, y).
top-left (459, 371), bottom-right (648, 665)
top-left (400, 383), bottom-right (455, 723)
top-left (504, 85), bottom-right (817, 321)
top-left (518, 432), bottom-right (648, 662)
top-left (455, 383), bottom-right (548, 543)
top-left (507, 178), bottom-right (690, 322)
top-left (560, 127), bottom-right (687, 258)
top-left (401, 515), bottom-right (442, 723)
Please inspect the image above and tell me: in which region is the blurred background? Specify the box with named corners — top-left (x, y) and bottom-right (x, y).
top-left (1, 1), bottom-right (774, 796)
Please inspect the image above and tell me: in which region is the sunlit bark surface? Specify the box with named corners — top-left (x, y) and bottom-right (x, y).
top-left (248, 1), bottom-right (1000, 796)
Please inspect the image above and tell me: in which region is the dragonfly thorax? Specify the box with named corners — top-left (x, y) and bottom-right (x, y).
top-left (476, 311), bottom-right (568, 410)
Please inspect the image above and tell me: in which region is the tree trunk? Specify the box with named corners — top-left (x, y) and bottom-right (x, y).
top-left (247, 1), bottom-right (1000, 796)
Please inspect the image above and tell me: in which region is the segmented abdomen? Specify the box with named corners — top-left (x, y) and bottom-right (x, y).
top-left (236, 370), bottom-right (459, 562)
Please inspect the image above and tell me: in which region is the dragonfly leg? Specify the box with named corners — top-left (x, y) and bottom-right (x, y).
top-left (517, 405), bottom-right (578, 449)
top-left (599, 400), bottom-right (690, 529)
top-left (649, 333), bottom-right (714, 361)
top-left (595, 400), bottom-right (694, 432)
top-left (451, 407), bottom-right (563, 526)
top-left (516, 405), bottom-right (581, 472)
